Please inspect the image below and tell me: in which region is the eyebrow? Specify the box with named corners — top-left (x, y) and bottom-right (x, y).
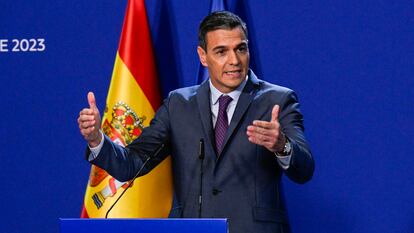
top-left (212, 46), bottom-right (226, 52)
top-left (211, 41), bottom-right (248, 52)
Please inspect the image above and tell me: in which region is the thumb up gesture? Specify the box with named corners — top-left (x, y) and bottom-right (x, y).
top-left (77, 92), bottom-right (102, 147)
top-left (246, 105), bottom-right (286, 153)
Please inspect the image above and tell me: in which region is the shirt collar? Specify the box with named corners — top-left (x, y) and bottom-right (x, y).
top-left (209, 76), bottom-right (248, 105)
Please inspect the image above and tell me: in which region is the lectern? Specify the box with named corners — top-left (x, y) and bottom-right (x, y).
top-left (60, 218), bottom-right (228, 233)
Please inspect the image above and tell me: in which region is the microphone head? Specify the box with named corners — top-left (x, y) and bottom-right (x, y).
top-left (199, 139), bottom-right (205, 159)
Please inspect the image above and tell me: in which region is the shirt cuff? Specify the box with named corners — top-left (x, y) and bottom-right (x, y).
top-left (88, 131), bottom-right (104, 161)
top-left (275, 153), bottom-right (292, 170)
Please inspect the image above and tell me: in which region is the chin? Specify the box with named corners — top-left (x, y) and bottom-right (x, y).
top-left (227, 81), bottom-right (243, 89)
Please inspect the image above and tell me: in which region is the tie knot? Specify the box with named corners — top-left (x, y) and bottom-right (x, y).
top-left (218, 95), bottom-right (233, 109)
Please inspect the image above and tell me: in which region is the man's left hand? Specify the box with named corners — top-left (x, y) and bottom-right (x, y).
top-left (246, 105), bottom-right (286, 153)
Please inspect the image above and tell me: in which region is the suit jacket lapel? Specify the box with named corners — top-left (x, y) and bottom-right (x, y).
top-left (196, 70), bottom-right (262, 160)
top-left (220, 70), bottom-right (261, 158)
top-left (196, 80), bottom-right (217, 157)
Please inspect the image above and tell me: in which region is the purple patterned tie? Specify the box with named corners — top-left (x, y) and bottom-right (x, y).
top-left (215, 95), bottom-right (233, 155)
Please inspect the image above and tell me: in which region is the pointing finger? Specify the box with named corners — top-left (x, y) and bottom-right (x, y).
top-left (79, 108), bottom-right (94, 116)
top-left (252, 120), bottom-right (276, 130)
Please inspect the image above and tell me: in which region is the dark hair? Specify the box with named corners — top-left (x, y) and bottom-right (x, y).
top-left (198, 11), bottom-right (248, 51)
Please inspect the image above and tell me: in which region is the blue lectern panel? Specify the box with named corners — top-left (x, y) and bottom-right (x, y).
top-left (60, 218), bottom-right (227, 233)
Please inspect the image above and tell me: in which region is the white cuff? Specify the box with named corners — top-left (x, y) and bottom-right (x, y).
top-left (275, 153), bottom-right (292, 170)
top-left (88, 131), bottom-right (104, 161)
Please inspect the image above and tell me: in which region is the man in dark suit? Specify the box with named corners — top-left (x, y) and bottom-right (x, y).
top-left (78, 11), bottom-right (314, 233)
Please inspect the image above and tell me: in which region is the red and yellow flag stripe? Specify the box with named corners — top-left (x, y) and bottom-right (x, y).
top-left (81, 0), bottom-right (173, 218)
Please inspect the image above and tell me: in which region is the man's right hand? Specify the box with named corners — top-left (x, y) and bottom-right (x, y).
top-left (77, 92), bottom-right (102, 147)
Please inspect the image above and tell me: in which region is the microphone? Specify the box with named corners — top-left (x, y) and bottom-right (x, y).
top-left (105, 143), bottom-right (165, 218)
top-left (198, 139), bottom-right (205, 218)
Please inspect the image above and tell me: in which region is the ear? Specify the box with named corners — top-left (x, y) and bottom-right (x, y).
top-left (197, 46), bottom-right (208, 67)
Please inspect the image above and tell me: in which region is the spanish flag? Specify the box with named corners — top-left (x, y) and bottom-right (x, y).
top-left (80, 0), bottom-right (173, 218)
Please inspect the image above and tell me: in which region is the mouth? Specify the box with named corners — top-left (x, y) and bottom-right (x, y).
top-left (224, 70), bottom-right (242, 76)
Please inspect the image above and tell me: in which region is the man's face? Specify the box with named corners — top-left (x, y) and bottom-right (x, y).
top-left (197, 26), bottom-right (250, 93)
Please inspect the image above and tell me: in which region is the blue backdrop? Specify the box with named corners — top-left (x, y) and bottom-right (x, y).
top-left (1, 1), bottom-right (413, 233)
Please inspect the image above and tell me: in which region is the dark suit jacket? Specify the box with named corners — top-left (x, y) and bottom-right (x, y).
top-left (90, 70), bottom-right (314, 233)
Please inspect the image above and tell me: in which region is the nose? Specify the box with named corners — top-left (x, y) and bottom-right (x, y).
top-left (227, 50), bottom-right (240, 66)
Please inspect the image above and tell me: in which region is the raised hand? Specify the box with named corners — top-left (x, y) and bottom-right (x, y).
top-left (77, 92), bottom-right (102, 147)
top-left (246, 105), bottom-right (286, 153)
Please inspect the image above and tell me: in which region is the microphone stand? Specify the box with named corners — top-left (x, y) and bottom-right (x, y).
top-left (105, 143), bottom-right (165, 218)
top-left (198, 139), bottom-right (205, 218)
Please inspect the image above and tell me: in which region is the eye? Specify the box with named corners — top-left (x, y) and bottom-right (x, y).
top-left (216, 49), bottom-right (225, 55)
top-left (238, 46), bottom-right (247, 53)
